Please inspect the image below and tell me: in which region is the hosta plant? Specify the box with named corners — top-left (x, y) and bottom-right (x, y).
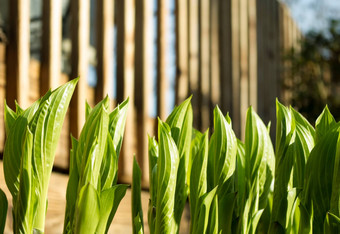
top-left (132, 97), bottom-right (340, 234)
top-left (3, 79), bottom-right (77, 233)
top-left (63, 97), bottom-right (129, 234)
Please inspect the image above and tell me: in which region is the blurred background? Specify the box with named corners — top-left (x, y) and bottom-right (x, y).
top-left (0, 0), bottom-right (339, 232)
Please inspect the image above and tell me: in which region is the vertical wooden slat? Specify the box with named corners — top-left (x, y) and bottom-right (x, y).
top-left (199, 0), bottom-right (210, 131)
top-left (256, 0), bottom-right (264, 117)
top-left (210, 0), bottom-right (220, 113)
top-left (175, 0), bottom-right (189, 104)
top-left (40, 0), bottom-right (65, 168)
top-left (230, 0), bottom-right (241, 136)
top-left (135, 0), bottom-right (153, 183)
top-left (116, 0), bottom-right (136, 182)
top-left (157, 0), bottom-right (170, 120)
top-left (219, 0), bottom-right (232, 114)
top-left (267, 0), bottom-right (279, 137)
top-left (70, 0), bottom-right (90, 137)
top-left (95, 0), bottom-right (114, 104)
top-left (248, 0), bottom-right (257, 110)
top-left (188, 0), bottom-right (200, 129)
top-left (239, 0), bottom-right (249, 139)
top-left (6, 0), bottom-right (30, 109)
top-left (40, 0), bottom-right (62, 94)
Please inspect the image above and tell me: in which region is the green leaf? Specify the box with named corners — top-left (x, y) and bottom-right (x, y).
top-left (29, 79), bottom-right (78, 231)
top-left (0, 189), bottom-right (8, 234)
top-left (104, 184), bottom-right (129, 233)
top-left (4, 100), bottom-right (17, 133)
top-left (324, 212), bottom-right (340, 234)
top-left (209, 106), bottom-right (237, 188)
top-left (14, 127), bottom-right (34, 233)
top-left (74, 183), bottom-right (100, 234)
top-left (100, 134), bottom-right (118, 189)
top-left (63, 136), bottom-right (79, 233)
top-left (270, 101), bottom-right (295, 232)
top-left (189, 130), bottom-right (209, 232)
top-left (147, 136), bottom-right (158, 234)
top-left (96, 184), bottom-right (129, 233)
top-left (315, 105), bottom-right (336, 143)
top-left (166, 97), bottom-right (193, 230)
top-left (155, 120), bottom-right (180, 234)
top-left (132, 157), bottom-right (144, 234)
top-left (85, 100), bottom-right (92, 121)
top-left (192, 186), bottom-right (218, 234)
top-left (109, 98), bottom-right (129, 156)
top-left (291, 107), bottom-right (315, 189)
top-left (301, 124), bottom-right (340, 233)
top-left (78, 105), bottom-right (109, 189)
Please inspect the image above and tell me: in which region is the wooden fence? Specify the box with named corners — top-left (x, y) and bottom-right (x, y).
top-left (0, 0), bottom-right (301, 185)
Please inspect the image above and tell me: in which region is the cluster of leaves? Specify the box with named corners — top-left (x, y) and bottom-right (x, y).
top-left (133, 97), bottom-right (340, 234)
top-left (63, 97), bottom-right (129, 233)
top-left (1, 79), bottom-right (78, 233)
top-left (0, 79), bottom-right (130, 234)
top-left (283, 18), bottom-right (340, 122)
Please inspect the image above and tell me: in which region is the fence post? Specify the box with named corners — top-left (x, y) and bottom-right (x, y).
top-left (40, 0), bottom-right (62, 94)
top-left (6, 0), bottom-right (30, 109)
top-left (95, 0), bottom-right (114, 105)
top-left (210, 0), bottom-right (221, 119)
top-left (188, 0), bottom-right (200, 130)
top-left (248, 0), bottom-right (257, 110)
top-left (70, 0), bottom-right (90, 137)
top-left (116, 0), bottom-right (136, 182)
top-left (199, 0), bottom-right (211, 131)
top-left (239, 0), bottom-right (249, 139)
top-left (157, 0), bottom-right (170, 120)
top-left (135, 0), bottom-right (153, 183)
top-left (175, 0), bottom-right (189, 105)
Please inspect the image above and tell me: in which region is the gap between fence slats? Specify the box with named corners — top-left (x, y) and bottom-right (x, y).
top-left (219, 0), bottom-right (232, 115)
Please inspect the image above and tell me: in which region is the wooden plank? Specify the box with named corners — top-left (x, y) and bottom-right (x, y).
top-left (175, 0), bottom-right (189, 104)
top-left (157, 0), bottom-right (171, 120)
top-left (40, 0), bottom-right (62, 94)
top-left (6, 0), bottom-right (30, 109)
top-left (70, 0), bottom-right (90, 137)
top-left (219, 0), bottom-right (232, 114)
top-left (256, 0), bottom-right (264, 117)
top-left (230, 0), bottom-right (241, 137)
top-left (188, 0), bottom-right (200, 130)
top-left (95, 0), bottom-right (114, 104)
top-left (116, 0), bottom-right (136, 181)
top-left (248, 0), bottom-right (257, 110)
top-left (135, 0), bottom-right (153, 182)
top-left (210, 0), bottom-right (221, 114)
top-left (239, 0), bottom-right (249, 139)
top-left (199, 0), bottom-right (210, 131)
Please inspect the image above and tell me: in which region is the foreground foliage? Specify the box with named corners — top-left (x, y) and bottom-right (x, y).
top-left (3, 79), bottom-right (77, 233)
top-left (133, 98), bottom-right (340, 234)
top-left (63, 97), bottom-right (129, 234)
